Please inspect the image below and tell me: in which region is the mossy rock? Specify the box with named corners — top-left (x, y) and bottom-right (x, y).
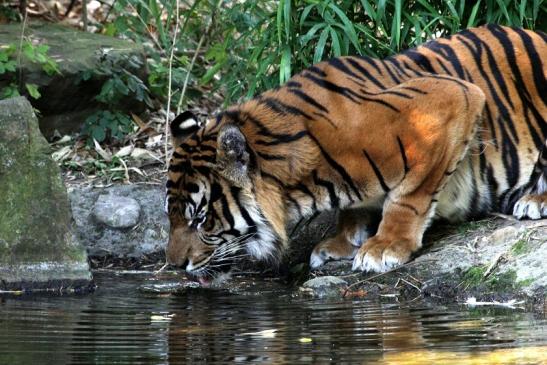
top-left (0, 96), bottom-right (91, 291)
top-left (0, 22), bottom-right (146, 137)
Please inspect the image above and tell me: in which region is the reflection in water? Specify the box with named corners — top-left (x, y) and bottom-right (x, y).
top-left (0, 273), bottom-right (545, 364)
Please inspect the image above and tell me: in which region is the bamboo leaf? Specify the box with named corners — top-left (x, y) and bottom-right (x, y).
top-left (313, 26), bottom-right (330, 63)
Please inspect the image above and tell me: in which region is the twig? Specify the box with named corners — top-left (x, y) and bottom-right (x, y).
top-left (163, 0), bottom-right (181, 164)
top-left (175, 1), bottom-right (220, 115)
top-left (16, 11), bottom-right (28, 92)
top-left (483, 252), bottom-right (504, 279)
top-left (82, 0), bottom-right (88, 31)
top-left (399, 277), bottom-right (422, 292)
top-left (342, 259), bottom-right (429, 297)
top-left (127, 2), bottom-right (164, 52)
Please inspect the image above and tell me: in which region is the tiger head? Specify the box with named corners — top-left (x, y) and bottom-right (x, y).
top-left (164, 111), bottom-right (285, 285)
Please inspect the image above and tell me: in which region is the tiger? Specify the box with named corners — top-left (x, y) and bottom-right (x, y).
top-left (164, 24), bottom-right (546, 286)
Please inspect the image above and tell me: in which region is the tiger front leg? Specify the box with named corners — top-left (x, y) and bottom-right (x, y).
top-left (352, 194), bottom-right (435, 272)
top-left (352, 78), bottom-right (486, 272)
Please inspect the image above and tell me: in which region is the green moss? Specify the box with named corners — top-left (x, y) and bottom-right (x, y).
top-left (463, 265), bottom-right (487, 286)
top-left (511, 239), bottom-right (530, 255)
top-left (463, 266), bottom-right (521, 292)
top-left (486, 269), bottom-right (518, 291)
top-left (457, 220), bottom-right (494, 234)
top-left (0, 97), bottom-right (89, 268)
top-left (516, 278), bottom-right (535, 288)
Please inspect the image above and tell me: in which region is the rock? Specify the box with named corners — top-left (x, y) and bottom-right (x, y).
top-left (300, 276), bottom-right (347, 298)
top-left (69, 184), bottom-right (169, 258)
top-left (92, 194), bottom-right (141, 229)
top-left (0, 22), bottom-right (146, 137)
top-left (313, 217), bottom-right (547, 307)
top-left (0, 97), bottom-right (92, 291)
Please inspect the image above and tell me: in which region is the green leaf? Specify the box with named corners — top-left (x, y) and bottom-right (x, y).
top-left (329, 27), bottom-right (341, 57)
top-left (279, 45), bottom-right (291, 84)
top-left (313, 26), bottom-right (330, 64)
top-left (327, 3), bottom-right (362, 54)
top-left (467, 0), bottom-right (482, 28)
top-left (91, 127), bottom-right (106, 143)
top-left (25, 83), bottom-right (41, 99)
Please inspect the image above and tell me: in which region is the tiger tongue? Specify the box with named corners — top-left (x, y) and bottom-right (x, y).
top-left (198, 276), bottom-right (211, 287)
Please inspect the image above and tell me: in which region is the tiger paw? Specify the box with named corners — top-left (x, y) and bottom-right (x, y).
top-left (352, 236), bottom-right (415, 272)
top-left (512, 193), bottom-right (547, 220)
top-left (309, 237), bottom-right (358, 269)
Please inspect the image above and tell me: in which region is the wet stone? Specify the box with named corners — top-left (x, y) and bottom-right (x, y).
top-left (300, 276), bottom-right (348, 298)
top-left (92, 194), bottom-right (141, 229)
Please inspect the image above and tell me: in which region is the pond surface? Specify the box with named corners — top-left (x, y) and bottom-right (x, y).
top-left (1, 272), bottom-right (546, 365)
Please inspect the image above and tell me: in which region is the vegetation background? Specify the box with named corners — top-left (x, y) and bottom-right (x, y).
top-left (0, 0), bottom-right (545, 181)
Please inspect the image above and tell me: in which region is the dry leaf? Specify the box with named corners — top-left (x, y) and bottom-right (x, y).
top-left (93, 139), bottom-right (112, 162)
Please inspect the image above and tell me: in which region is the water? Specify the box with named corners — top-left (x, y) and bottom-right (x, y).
top-left (1, 272), bottom-right (546, 365)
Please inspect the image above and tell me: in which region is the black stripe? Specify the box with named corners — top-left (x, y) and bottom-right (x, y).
top-left (385, 57), bottom-right (413, 79)
top-left (302, 72), bottom-right (361, 103)
top-left (219, 194), bottom-right (235, 227)
top-left (363, 149), bottom-right (390, 192)
top-left (397, 136), bottom-right (409, 174)
top-left (286, 81), bottom-right (302, 88)
top-left (329, 58), bottom-right (367, 83)
top-left (512, 27), bottom-right (547, 107)
top-left (258, 96), bottom-right (315, 120)
top-left (210, 182), bottom-right (223, 203)
top-left (394, 201), bottom-right (419, 215)
top-left (309, 66), bottom-right (327, 77)
top-left (356, 93), bottom-right (400, 112)
top-left (381, 61), bottom-right (402, 84)
top-left (241, 112), bottom-right (309, 145)
top-left (291, 183), bottom-right (318, 212)
top-left (466, 30), bottom-right (515, 110)
top-left (402, 61), bottom-right (425, 76)
top-left (345, 58), bottom-right (386, 89)
top-left (457, 34), bottom-right (518, 140)
top-left (191, 154), bottom-right (215, 163)
top-left (361, 88), bottom-right (413, 99)
top-left (230, 186), bottom-right (257, 233)
top-left (312, 112), bottom-right (338, 129)
top-left (488, 24), bottom-right (546, 145)
top-left (287, 88), bottom-right (329, 113)
top-left (312, 170), bottom-right (339, 208)
top-left (308, 133), bottom-right (362, 200)
top-left (261, 171), bottom-right (285, 187)
top-left (400, 86), bottom-right (428, 95)
top-left (424, 39), bottom-right (466, 79)
top-left (256, 151), bottom-right (285, 160)
top-left (402, 49), bottom-right (435, 72)
top-left (256, 130), bottom-right (308, 146)
top-left (357, 56), bottom-right (384, 75)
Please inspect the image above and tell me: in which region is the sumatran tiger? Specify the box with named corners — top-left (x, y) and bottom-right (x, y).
top-left (164, 24), bottom-right (546, 286)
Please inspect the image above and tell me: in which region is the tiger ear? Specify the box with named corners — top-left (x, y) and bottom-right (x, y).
top-left (215, 124), bottom-right (251, 188)
top-left (170, 111), bottom-right (203, 147)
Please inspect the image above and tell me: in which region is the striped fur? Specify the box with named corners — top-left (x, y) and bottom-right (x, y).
top-left (165, 25), bottom-right (546, 281)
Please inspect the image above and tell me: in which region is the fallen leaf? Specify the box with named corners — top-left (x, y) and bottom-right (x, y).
top-left (93, 139), bottom-right (112, 162)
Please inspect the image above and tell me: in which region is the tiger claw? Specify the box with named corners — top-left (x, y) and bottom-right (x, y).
top-left (513, 194), bottom-right (547, 220)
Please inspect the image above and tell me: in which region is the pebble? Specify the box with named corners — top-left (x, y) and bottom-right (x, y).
top-left (92, 194), bottom-right (141, 229)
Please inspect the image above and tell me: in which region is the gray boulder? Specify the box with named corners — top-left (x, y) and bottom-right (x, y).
top-left (92, 194), bottom-right (141, 229)
top-left (0, 97), bottom-right (91, 291)
top-left (69, 185), bottom-right (169, 258)
top-left (0, 22), bottom-right (146, 137)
